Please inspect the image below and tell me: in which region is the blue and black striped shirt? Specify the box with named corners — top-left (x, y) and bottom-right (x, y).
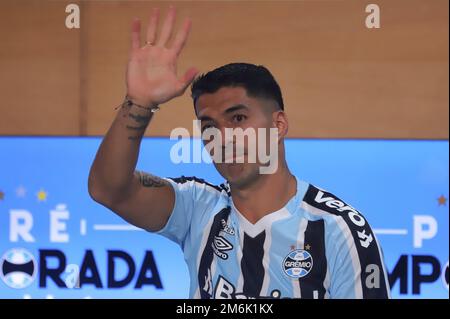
top-left (155, 175), bottom-right (390, 299)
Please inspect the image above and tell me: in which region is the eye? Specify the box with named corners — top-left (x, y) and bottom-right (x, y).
top-left (232, 114), bottom-right (247, 123)
top-left (201, 124), bottom-right (215, 132)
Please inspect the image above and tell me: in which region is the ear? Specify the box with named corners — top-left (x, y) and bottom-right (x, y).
top-left (272, 110), bottom-right (288, 141)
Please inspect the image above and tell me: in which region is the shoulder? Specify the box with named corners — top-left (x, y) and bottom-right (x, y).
top-left (301, 183), bottom-right (365, 220)
top-left (167, 176), bottom-right (228, 191)
top-left (165, 175), bottom-right (230, 200)
top-left (300, 183), bottom-right (390, 298)
top-left (157, 176), bottom-right (230, 241)
top-left (300, 183), bottom-right (375, 248)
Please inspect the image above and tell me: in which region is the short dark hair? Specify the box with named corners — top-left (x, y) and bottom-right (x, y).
top-left (190, 62), bottom-right (284, 111)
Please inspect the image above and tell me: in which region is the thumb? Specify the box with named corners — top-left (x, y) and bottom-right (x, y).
top-left (175, 67), bottom-right (199, 95)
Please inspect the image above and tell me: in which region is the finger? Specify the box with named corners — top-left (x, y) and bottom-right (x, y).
top-left (131, 18), bottom-right (141, 50)
top-left (146, 8), bottom-right (159, 44)
top-left (176, 67), bottom-right (200, 94)
top-left (171, 18), bottom-right (192, 56)
top-left (157, 5), bottom-right (176, 47)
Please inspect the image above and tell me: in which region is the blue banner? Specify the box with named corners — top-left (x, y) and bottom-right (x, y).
top-left (0, 137), bottom-right (448, 298)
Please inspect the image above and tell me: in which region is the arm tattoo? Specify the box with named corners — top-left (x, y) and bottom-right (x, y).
top-left (117, 105), bottom-right (152, 140)
top-left (137, 171), bottom-right (168, 188)
top-left (126, 124), bottom-right (147, 131)
top-left (126, 116), bottom-right (150, 140)
top-left (129, 112), bottom-right (151, 124)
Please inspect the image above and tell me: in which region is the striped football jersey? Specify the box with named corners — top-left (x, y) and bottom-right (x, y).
top-left (155, 175), bottom-right (391, 299)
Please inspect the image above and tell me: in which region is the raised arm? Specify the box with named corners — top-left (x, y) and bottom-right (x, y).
top-left (88, 6), bottom-right (198, 232)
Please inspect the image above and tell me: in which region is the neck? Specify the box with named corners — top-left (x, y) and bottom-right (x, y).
top-left (230, 161), bottom-right (297, 224)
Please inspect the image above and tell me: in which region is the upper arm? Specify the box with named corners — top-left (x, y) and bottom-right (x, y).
top-left (154, 176), bottom-right (223, 246)
top-left (108, 171), bottom-right (175, 232)
top-left (106, 173), bottom-right (222, 247)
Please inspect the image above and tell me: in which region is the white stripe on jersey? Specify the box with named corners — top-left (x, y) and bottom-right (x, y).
top-left (293, 218), bottom-right (309, 298)
top-left (373, 233), bottom-right (392, 299)
top-left (334, 216), bottom-right (363, 298)
top-left (301, 201), bottom-right (364, 299)
top-left (209, 253), bottom-right (218, 297)
top-left (232, 205), bottom-right (291, 296)
top-left (324, 265), bottom-right (331, 299)
top-left (194, 216), bottom-right (215, 299)
top-left (232, 203), bottom-right (291, 238)
top-left (236, 227), bottom-right (245, 293)
top-left (260, 224), bottom-right (273, 296)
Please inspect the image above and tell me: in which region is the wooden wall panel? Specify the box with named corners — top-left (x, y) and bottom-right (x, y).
top-left (0, 0), bottom-right (80, 135)
top-left (0, 0), bottom-right (448, 139)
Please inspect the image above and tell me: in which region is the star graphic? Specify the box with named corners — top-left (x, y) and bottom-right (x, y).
top-left (0, 190), bottom-right (4, 201)
top-left (37, 189), bottom-right (48, 202)
top-left (16, 186), bottom-right (26, 198)
top-left (438, 195), bottom-right (447, 206)
top-left (305, 244), bottom-right (311, 250)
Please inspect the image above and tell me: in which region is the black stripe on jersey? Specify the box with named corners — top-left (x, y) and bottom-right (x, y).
top-left (168, 175), bottom-right (229, 194)
top-left (197, 207), bottom-right (231, 299)
top-left (219, 182), bottom-right (231, 196)
top-left (303, 184), bottom-right (389, 299)
top-left (241, 231), bottom-right (266, 297)
top-left (300, 220), bottom-right (327, 299)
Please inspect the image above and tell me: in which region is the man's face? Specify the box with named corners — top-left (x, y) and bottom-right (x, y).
top-left (195, 86), bottom-right (280, 187)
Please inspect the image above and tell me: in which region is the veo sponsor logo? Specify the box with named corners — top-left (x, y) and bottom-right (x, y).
top-left (314, 190), bottom-right (374, 248)
top-left (313, 189), bottom-right (448, 296)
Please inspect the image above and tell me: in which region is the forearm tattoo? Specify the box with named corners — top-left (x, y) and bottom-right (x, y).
top-left (128, 113), bottom-right (152, 124)
top-left (136, 171), bottom-right (168, 188)
top-left (126, 124), bottom-right (148, 131)
top-left (117, 99), bottom-right (153, 141)
top-left (126, 110), bottom-right (152, 140)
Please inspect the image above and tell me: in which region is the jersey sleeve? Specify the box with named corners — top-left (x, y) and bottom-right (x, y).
top-left (303, 184), bottom-right (391, 299)
top-left (326, 223), bottom-right (391, 299)
top-left (154, 176), bottom-right (222, 247)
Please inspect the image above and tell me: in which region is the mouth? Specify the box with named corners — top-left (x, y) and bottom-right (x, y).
top-left (224, 156), bottom-right (246, 164)
top-left (222, 152), bottom-right (247, 163)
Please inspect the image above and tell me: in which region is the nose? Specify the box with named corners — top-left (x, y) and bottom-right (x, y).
top-left (220, 126), bottom-right (234, 149)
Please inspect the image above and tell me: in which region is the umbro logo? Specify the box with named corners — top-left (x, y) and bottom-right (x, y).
top-left (220, 219), bottom-right (235, 236)
top-left (212, 236), bottom-right (233, 260)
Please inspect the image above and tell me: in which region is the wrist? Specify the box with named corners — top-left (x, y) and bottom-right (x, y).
top-left (124, 95), bottom-right (160, 113)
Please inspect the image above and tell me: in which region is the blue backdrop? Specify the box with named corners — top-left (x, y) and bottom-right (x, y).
top-left (0, 137), bottom-right (448, 298)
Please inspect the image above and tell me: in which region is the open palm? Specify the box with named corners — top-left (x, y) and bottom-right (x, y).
top-left (126, 6), bottom-right (199, 107)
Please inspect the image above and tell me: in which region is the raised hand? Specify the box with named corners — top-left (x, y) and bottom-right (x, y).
top-left (126, 6), bottom-right (199, 107)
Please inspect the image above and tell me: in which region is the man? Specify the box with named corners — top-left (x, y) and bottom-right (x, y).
top-left (88, 6), bottom-right (390, 299)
